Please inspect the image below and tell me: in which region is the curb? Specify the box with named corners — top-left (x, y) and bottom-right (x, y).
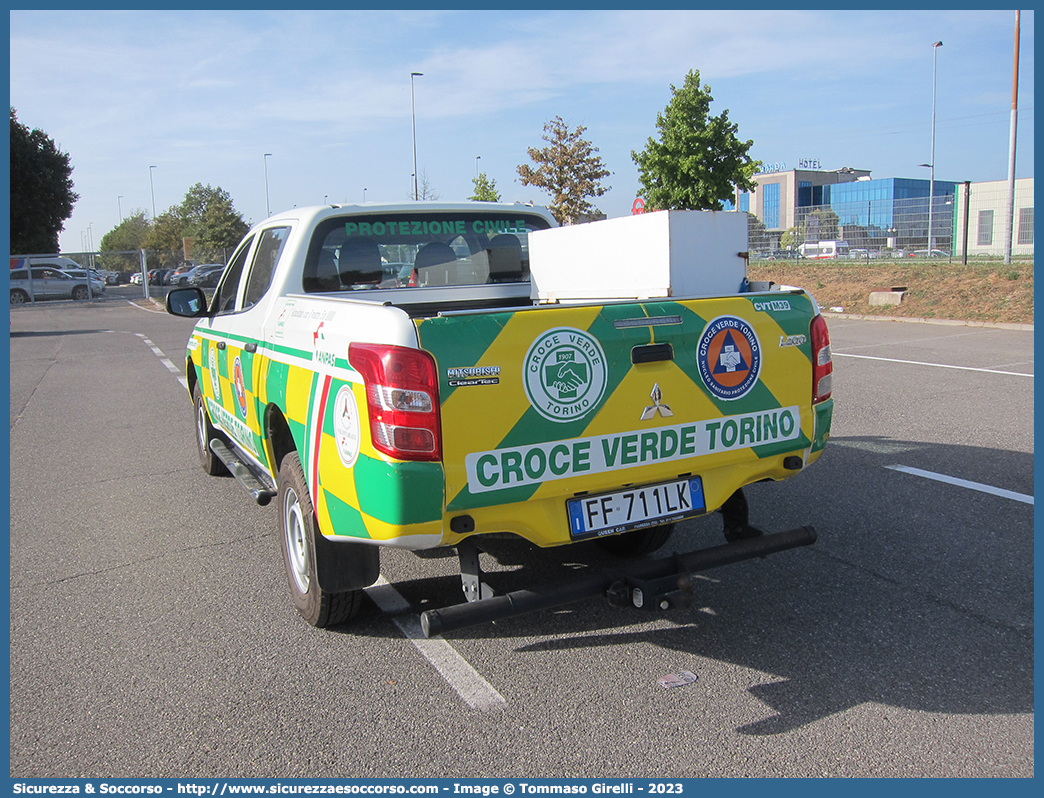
top-left (823, 312), bottom-right (1033, 332)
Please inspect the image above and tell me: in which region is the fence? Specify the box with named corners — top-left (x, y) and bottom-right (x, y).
top-left (747, 181), bottom-right (1034, 261)
top-left (9, 249), bottom-right (229, 304)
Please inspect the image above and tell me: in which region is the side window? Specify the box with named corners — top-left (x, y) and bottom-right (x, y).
top-left (243, 227), bottom-right (290, 309)
top-left (212, 235), bottom-right (255, 315)
top-left (977, 210), bottom-right (994, 247)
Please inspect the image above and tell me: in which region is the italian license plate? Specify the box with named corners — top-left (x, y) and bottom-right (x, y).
top-left (567, 477), bottom-right (706, 540)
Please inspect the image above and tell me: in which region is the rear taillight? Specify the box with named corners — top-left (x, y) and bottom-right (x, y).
top-left (810, 314), bottom-right (833, 403)
top-left (347, 343), bottom-right (442, 461)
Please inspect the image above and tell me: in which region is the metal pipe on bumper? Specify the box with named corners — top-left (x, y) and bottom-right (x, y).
top-left (420, 525), bottom-right (817, 637)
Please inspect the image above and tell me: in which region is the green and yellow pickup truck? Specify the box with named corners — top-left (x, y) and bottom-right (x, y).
top-left (167, 202), bottom-right (833, 636)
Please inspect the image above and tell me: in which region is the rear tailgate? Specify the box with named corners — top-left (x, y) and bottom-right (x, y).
top-left (415, 291), bottom-right (831, 547)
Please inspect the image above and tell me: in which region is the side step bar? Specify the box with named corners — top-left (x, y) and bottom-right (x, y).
top-left (420, 525), bottom-right (817, 638)
top-left (209, 438), bottom-right (277, 506)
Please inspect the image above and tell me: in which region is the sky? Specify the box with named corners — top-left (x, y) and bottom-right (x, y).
top-left (8, 8), bottom-right (1035, 255)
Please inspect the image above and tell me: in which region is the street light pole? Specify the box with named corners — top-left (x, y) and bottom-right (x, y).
top-left (1004, 10), bottom-right (1021, 264)
top-left (264, 153), bottom-right (273, 216)
top-left (411, 72), bottom-right (423, 201)
top-left (149, 165), bottom-right (157, 220)
top-left (928, 40), bottom-right (943, 251)
top-left (118, 196), bottom-right (124, 222)
top-left (476, 155), bottom-right (481, 179)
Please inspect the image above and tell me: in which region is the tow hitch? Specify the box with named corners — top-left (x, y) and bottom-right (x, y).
top-left (419, 524), bottom-right (817, 638)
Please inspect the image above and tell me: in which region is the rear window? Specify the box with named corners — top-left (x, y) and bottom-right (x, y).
top-left (302, 211), bottom-right (551, 293)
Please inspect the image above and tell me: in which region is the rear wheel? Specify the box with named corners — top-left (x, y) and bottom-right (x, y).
top-left (278, 452), bottom-right (364, 627)
top-left (596, 523), bottom-right (676, 558)
top-left (193, 383), bottom-right (227, 476)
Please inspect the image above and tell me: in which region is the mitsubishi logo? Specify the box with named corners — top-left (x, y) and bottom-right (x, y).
top-left (641, 383), bottom-right (674, 420)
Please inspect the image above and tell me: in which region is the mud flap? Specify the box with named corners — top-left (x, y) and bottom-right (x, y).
top-left (315, 532), bottom-right (380, 593)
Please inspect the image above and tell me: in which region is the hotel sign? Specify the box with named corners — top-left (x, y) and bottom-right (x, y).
top-left (756, 158), bottom-right (823, 175)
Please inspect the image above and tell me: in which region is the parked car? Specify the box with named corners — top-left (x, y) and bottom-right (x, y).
top-left (167, 264), bottom-right (198, 285)
top-left (148, 268), bottom-right (173, 285)
top-left (910, 249), bottom-right (950, 258)
top-left (187, 263), bottom-right (226, 288)
top-left (175, 263), bottom-right (222, 286)
top-left (62, 269), bottom-right (108, 293)
top-left (129, 273), bottom-right (143, 285)
top-left (10, 267), bottom-right (105, 304)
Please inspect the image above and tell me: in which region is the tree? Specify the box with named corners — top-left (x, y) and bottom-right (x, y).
top-left (98, 211), bottom-right (151, 273)
top-left (100, 211), bottom-right (150, 252)
top-left (779, 227), bottom-right (801, 251)
top-left (10, 108), bottom-right (79, 253)
top-left (408, 169), bottom-right (440, 201)
top-left (747, 214), bottom-right (768, 253)
top-left (469, 172), bottom-right (501, 202)
top-left (631, 70), bottom-right (759, 212)
top-left (142, 210), bottom-right (186, 266)
top-left (797, 207), bottom-right (841, 243)
top-left (177, 183), bottom-right (249, 261)
top-left (517, 116), bottom-right (611, 225)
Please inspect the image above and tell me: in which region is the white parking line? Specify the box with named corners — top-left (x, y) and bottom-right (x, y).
top-left (126, 299), bottom-right (167, 314)
top-left (365, 577), bottom-right (507, 711)
top-left (126, 323), bottom-right (504, 708)
top-left (886, 465), bottom-right (1034, 505)
top-left (134, 333), bottom-right (188, 389)
top-left (833, 352), bottom-right (1033, 377)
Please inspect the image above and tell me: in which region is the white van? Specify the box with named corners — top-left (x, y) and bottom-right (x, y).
top-left (798, 240), bottom-right (851, 260)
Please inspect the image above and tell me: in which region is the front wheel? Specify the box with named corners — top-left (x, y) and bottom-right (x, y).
top-left (596, 523), bottom-right (676, 558)
top-left (10, 289), bottom-right (28, 305)
top-left (278, 452), bottom-right (364, 628)
top-left (72, 285), bottom-right (89, 300)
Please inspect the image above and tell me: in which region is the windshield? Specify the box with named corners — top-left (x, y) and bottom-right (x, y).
top-left (302, 211), bottom-right (551, 293)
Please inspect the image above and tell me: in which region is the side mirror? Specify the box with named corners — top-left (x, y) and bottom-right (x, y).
top-left (166, 287), bottom-right (209, 318)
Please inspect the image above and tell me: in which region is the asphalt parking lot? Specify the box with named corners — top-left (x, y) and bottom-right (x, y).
top-left (8, 299), bottom-right (1034, 778)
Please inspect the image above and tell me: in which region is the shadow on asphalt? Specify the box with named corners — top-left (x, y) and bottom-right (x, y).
top-left (340, 436), bottom-right (1033, 735)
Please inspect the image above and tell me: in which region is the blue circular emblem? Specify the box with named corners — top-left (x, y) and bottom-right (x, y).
top-left (696, 316), bottom-right (762, 401)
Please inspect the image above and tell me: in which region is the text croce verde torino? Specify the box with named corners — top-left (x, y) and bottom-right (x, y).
top-left (466, 406), bottom-right (800, 492)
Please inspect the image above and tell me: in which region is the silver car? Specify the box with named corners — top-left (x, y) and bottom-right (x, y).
top-left (9, 267), bottom-right (106, 304)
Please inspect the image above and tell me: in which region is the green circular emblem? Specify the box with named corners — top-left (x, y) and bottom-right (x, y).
top-left (523, 327), bottom-right (607, 422)
top-left (208, 344), bottom-right (221, 403)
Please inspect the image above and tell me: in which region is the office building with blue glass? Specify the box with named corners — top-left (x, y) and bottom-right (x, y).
top-left (738, 166), bottom-right (959, 251)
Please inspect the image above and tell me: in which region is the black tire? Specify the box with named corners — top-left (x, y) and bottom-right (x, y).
top-left (596, 523), bottom-right (676, 558)
top-left (72, 285), bottom-right (89, 300)
top-left (193, 383), bottom-right (228, 476)
top-left (278, 452), bottom-right (364, 628)
top-left (10, 289), bottom-right (28, 305)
